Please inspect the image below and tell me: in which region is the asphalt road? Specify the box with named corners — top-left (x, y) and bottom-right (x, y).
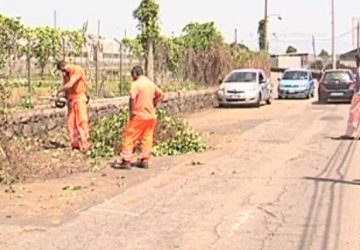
top-left (2, 97), bottom-right (360, 250)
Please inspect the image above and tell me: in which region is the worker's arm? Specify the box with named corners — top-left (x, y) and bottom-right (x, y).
top-left (154, 86), bottom-right (164, 107)
top-left (129, 97), bottom-right (135, 120)
top-left (129, 83), bottom-right (138, 120)
top-left (56, 74), bottom-right (81, 95)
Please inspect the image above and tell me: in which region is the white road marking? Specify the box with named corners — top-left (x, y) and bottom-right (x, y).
top-left (89, 208), bottom-right (140, 217)
top-left (228, 210), bottom-right (255, 238)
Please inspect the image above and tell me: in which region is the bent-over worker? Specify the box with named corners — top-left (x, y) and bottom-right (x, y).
top-left (56, 61), bottom-right (92, 152)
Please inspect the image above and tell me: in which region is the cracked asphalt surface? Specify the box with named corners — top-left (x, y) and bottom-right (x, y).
top-left (2, 98), bottom-right (360, 250)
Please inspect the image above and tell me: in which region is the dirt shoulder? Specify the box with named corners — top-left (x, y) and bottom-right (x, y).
top-left (0, 99), bottom-right (305, 228)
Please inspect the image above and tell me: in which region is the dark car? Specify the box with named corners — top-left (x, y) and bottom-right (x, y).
top-left (318, 69), bottom-right (357, 103)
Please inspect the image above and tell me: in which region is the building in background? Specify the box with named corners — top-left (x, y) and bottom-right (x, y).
top-left (271, 53), bottom-right (316, 69)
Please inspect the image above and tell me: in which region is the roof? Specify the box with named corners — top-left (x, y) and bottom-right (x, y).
top-left (284, 68), bottom-right (311, 72)
top-left (231, 68), bottom-right (264, 73)
top-left (341, 48), bottom-right (359, 56)
top-left (323, 69), bottom-right (353, 73)
top-left (271, 53), bottom-right (310, 58)
top-left (340, 48), bottom-right (360, 60)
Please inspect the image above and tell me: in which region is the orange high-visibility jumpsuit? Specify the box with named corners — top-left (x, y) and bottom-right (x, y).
top-left (121, 76), bottom-right (164, 162)
top-left (64, 65), bottom-right (92, 151)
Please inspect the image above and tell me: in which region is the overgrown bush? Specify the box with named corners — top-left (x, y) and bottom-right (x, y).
top-left (90, 109), bottom-right (206, 158)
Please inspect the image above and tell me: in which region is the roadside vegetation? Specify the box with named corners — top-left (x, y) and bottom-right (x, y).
top-left (0, 1), bottom-right (270, 184)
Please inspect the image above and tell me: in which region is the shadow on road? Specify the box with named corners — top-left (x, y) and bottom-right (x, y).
top-left (298, 139), bottom-right (357, 250)
top-left (312, 100), bottom-right (351, 106)
top-left (328, 136), bottom-right (357, 141)
top-left (303, 176), bottom-right (360, 186)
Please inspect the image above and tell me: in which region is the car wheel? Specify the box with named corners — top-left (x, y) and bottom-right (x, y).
top-left (255, 93), bottom-right (262, 107)
top-left (278, 95), bottom-right (283, 100)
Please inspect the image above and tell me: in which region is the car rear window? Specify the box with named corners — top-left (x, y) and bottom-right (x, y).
top-left (283, 71), bottom-right (308, 80)
top-left (323, 71), bottom-right (353, 81)
top-left (225, 72), bottom-right (257, 83)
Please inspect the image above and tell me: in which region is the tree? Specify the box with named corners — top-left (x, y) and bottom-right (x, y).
top-left (133, 0), bottom-right (161, 81)
top-left (31, 27), bottom-right (62, 78)
top-left (258, 19), bottom-right (267, 51)
top-left (179, 22), bottom-right (223, 51)
top-left (286, 46), bottom-right (297, 54)
top-left (0, 14), bottom-right (25, 71)
top-left (319, 49), bottom-right (330, 58)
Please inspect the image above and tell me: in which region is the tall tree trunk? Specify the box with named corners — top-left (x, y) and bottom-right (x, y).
top-left (146, 38), bottom-right (154, 81)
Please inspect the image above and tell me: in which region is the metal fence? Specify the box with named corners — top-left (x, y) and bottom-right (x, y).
top-left (3, 44), bottom-right (142, 108)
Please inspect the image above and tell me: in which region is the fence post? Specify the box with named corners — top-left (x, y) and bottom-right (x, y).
top-left (95, 20), bottom-right (100, 97)
top-left (26, 37), bottom-right (32, 106)
top-left (120, 42), bottom-right (123, 95)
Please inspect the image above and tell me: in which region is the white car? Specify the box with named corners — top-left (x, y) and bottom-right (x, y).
top-left (217, 69), bottom-right (273, 107)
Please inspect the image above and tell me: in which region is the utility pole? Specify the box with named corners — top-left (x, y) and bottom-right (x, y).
top-left (234, 28), bottom-right (238, 44)
top-left (114, 38), bottom-right (123, 96)
top-left (95, 20), bottom-right (100, 96)
top-left (312, 35), bottom-right (317, 58)
top-left (54, 10), bottom-right (57, 29)
top-left (331, 0), bottom-right (336, 69)
top-left (53, 10), bottom-right (57, 62)
top-left (264, 0), bottom-right (268, 52)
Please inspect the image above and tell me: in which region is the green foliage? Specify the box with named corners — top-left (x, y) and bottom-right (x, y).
top-left (90, 109), bottom-right (206, 158)
top-left (0, 14), bottom-right (25, 69)
top-left (286, 45), bottom-right (298, 54)
top-left (153, 110), bottom-right (206, 156)
top-left (32, 27), bottom-right (63, 74)
top-left (122, 37), bottom-right (144, 57)
top-left (64, 30), bottom-right (86, 57)
top-left (179, 22), bottom-right (223, 51)
top-left (90, 110), bottom-right (128, 158)
top-left (0, 79), bottom-right (11, 118)
top-left (319, 49), bottom-right (330, 58)
top-left (133, 0), bottom-right (161, 47)
top-left (0, 13), bottom-right (86, 76)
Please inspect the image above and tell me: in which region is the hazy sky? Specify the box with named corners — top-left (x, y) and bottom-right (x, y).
top-left (1, 0), bottom-right (359, 54)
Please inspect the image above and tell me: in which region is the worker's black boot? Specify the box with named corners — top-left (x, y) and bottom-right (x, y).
top-left (139, 160), bottom-right (149, 169)
top-left (119, 160), bottom-right (131, 170)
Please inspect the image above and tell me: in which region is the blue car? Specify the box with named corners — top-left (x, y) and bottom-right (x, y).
top-left (278, 69), bottom-right (315, 99)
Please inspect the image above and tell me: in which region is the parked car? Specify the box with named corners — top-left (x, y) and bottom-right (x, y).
top-left (318, 69), bottom-right (357, 104)
top-left (278, 68), bottom-right (315, 99)
top-left (217, 69), bottom-right (272, 107)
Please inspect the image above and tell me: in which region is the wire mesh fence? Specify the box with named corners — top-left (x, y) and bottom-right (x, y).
top-left (2, 43), bottom-right (142, 109)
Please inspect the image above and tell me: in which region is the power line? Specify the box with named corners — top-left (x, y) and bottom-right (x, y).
top-left (270, 27), bottom-right (356, 44)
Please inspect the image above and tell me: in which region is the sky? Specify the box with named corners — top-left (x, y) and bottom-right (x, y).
top-left (0, 0), bottom-right (359, 54)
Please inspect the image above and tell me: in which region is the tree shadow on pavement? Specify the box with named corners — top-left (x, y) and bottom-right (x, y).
top-left (303, 176), bottom-right (360, 186)
top-left (298, 140), bottom-right (356, 250)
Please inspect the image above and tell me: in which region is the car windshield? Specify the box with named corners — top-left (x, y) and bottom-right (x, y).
top-left (282, 71), bottom-right (308, 80)
top-left (323, 71), bottom-right (352, 81)
top-left (224, 72), bottom-right (257, 83)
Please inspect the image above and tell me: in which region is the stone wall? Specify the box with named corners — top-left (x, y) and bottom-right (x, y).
top-left (1, 88), bottom-right (218, 138)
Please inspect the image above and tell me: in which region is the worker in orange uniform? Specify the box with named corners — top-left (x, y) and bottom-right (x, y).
top-left (118, 66), bottom-right (164, 170)
top-left (55, 61), bottom-right (92, 152)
